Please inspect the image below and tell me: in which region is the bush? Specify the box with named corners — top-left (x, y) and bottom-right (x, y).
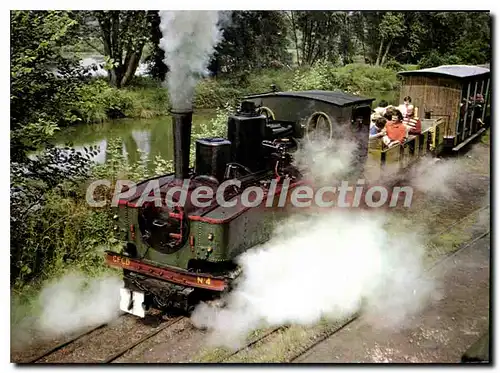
top-left (194, 79), bottom-right (241, 109)
top-left (291, 61), bottom-right (400, 97)
top-left (384, 59), bottom-right (404, 72)
top-left (418, 51), bottom-right (462, 69)
top-left (70, 78), bottom-right (172, 122)
top-left (72, 79), bottom-right (134, 123)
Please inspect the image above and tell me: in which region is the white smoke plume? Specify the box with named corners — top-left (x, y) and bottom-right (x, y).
top-left (191, 138), bottom-right (435, 348)
top-left (293, 136), bottom-right (358, 186)
top-left (158, 11), bottom-right (225, 111)
top-left (12, 272), bottom-right (122, 347)
top-left (407, 144), bottom-right (489, 200)
top-left (191, 211), bottom-right (434, 348)
top-left (407, 157), bottom-right (464, 198)
top-left (36, 272), bottom-right (122, 335)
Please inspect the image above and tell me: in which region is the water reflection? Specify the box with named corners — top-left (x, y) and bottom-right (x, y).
top-left (54, 110), bottom-right (217, 168)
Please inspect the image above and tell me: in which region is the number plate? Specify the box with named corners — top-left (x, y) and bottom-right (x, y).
top-left (119, 288), bottom-right (145, 318)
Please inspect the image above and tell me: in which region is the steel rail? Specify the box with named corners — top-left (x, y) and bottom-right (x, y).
top-left (103, 316), bottom-right (185, 363)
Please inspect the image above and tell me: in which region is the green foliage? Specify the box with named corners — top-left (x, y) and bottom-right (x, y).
top-left (69, 78), bottom-right (169, 122)
top-left (194, 79), bottom-right (241, 109)
top-left (418, 51), bottom-right (461, 69)
top-left (11, 180), bottom-right (115, 288)
top-left (338, 11), bottom-right (490, 67)
top-left (291, 61), bottom-right (334, 90)
top-left (12, 138), bottom-right (175, 291)
top-left (11, 10), bottom-right (85, 160)
top-left (285, 11), bottom-right (346, 66)
top-left (212, 11), bottom-right (292, 74)
top-left (379, 12), bottom-right (405, 40)
top-left (189, 103), bottom-right (233, 165)
top-left (78, 11), bottom-right (152, 88)
top-left (291, 62), bottom-right (400, 97)
top-left (10, 11), bottom-right (96, 286)
top-left (72, 79), bottom-right (132, 122)
top-left (384, 59), bottom-right (404, 71)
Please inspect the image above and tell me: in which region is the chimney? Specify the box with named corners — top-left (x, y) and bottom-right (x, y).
top-left (170, 109), bottom-right (193, 179)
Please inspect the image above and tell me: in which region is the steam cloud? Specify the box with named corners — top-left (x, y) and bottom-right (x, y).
top-left (12, 272), bottom-right (122, 347)
top-left (158, 11), bottom-right (225, 111)
top-left (191, 137), bottom-right (435, 348)
top-left (192, 211), bottom-right (434, 348)
top-left (408, 157), bottom-right (465, 198)
top-left (293, 136), bottom-right (358, 185)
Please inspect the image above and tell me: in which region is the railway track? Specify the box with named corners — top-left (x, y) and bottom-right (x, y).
top-left (214, 205), bottom-right (490, 363)
top-left (25, 322), bottom-right (109, 363)
top-left (103, 316), bottom-right (184, 363)
top-left (24, 314), bottom-right (185, 364)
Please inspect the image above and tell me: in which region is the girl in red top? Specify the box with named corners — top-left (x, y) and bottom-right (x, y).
top-left (382, 108), bottom-right (408, 146)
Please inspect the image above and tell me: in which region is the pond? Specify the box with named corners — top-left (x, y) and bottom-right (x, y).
top-left (54, 109), bottom-right (218, 168)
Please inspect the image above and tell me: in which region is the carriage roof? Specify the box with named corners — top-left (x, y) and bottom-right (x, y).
top-left (244, 90), bottom-right (374, 108)
top-left (397, 65), bottom-right (490, 80)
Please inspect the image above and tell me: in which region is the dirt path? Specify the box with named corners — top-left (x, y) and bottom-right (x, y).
top-left (296, 233), bottom-right (490, 363)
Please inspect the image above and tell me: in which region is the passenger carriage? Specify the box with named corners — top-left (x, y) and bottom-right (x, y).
top-left (398, 64), bottom-right (490, 151)
top-left (365, 64), bottom-right (490, 181)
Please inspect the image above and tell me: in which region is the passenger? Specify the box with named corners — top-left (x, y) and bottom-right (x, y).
top-left (369, 117), bottom-right (387, 138)
top-left (371, 100), bottom-right (389, 124)
top-left (398, 96), bottom-right (414, 118)
top-left (460, 98), bottom-right (468, 118)
top-left (373, 100), bottom-right (389, 116)
top-left (382, 108), bottom-right (407, 146)
top-left (402, 107), bottom-right (422, 135)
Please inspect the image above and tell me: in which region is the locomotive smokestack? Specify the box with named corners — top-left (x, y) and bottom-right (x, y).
top-left (170, 109), bottom-right (193, 179)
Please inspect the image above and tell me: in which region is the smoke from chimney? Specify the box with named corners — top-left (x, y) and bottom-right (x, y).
top-left (158, 11), bottom-right (225, 111)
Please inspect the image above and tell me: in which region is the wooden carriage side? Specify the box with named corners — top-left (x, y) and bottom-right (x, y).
top-left (398, 65), bottom-right (490, 150)
top-left (398, 75), bottom-right (461, 139)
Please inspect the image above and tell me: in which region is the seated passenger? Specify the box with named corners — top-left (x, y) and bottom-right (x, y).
top-left (373, 100), bottom-right (389, 116)
top-left (398, 96), bottom-right (414, 119)
top-left (382, 108), bottom-right (407, 146)
top-left (402, 107), bottom-right (422, 134)
top-left (369, 117), bottom-right (387, 138)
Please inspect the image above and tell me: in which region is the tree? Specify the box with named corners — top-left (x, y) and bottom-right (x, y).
top-left (375, 12), bottom-right (405, 66)
top-left (338, 12), bottom-right (355, 65)
top-left (11, 10), bottom-right (88, 161)
top-left (285, 11), bottom-right (345, 66)
top-left (145, 11), bottom-right (168, 81)
top-left (215, 11), bottom-right (290, 73)
top-left (80, 11), bottom-right (151, 88)
top-left (10, 10), bottom-right (91, 283)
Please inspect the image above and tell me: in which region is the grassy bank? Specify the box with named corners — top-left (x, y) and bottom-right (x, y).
top-left (73, 62), bottom-right (413, 124)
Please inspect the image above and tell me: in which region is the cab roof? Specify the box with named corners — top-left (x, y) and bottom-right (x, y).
top-left (244, 90), bottom-right (375, 108)
top-left (398, 65), bottom-right (490, 80)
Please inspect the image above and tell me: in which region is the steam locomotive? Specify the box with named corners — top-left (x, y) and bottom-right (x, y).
top-left (105, 90), bottom-right (374, 316)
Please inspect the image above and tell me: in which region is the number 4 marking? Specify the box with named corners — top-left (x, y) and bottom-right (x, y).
top-left (196, 277), bottom-right (211, 285)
